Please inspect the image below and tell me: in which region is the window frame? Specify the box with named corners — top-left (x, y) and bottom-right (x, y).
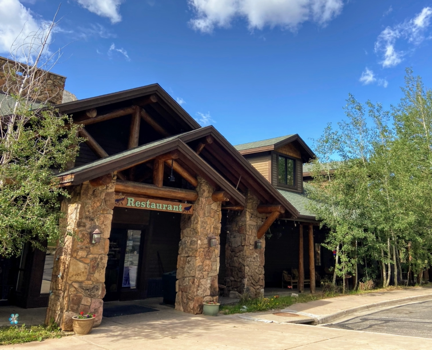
top-left (275, 152), bottom-right (296, 189)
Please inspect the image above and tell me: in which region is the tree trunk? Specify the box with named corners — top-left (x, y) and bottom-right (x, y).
top-left (354, 240), bottom-right (358, 290)
top-left (381, 249), bottom-right (387, 288)
top-left (333, 245), bottom-right (339, 286)
top-left (393, 244), bottom-right (398, 287)
top-left (386, 238), bottom-right (391, 287)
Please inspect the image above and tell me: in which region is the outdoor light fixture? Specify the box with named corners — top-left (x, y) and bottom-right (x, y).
top-left (208, 236), bottom-right (217, 247)
top-left (91, 229), bottom-right (102, 244)
top-left (168, 159), bottom-right (176, 182)
top-left (255, 240), bottom-right (262, 250)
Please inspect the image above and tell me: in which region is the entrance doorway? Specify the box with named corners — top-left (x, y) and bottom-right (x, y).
top-left (105, 228), bottom-right (143, 301)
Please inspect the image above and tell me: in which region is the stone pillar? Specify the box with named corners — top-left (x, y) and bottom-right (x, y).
top-left (45, 177), bottom-right (115, 330)
top-left (225, 191), bottom-right (266, 298)
top-left (175, 177), bottom-right (222, 314)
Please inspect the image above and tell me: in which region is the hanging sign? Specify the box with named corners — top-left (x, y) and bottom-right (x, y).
top-left (114, 195), bottom-right (194, 215)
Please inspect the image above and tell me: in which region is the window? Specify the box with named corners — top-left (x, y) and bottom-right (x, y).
top-left (277, 155), bottom-right (295, 186)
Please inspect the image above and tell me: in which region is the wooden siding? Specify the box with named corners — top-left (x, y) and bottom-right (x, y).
top-left (275, 143), bottom-right (302, 159)
top-left (246, 154), bottom-right (271, 182)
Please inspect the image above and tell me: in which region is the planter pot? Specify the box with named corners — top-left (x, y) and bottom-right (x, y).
top-left (72, 316), bottom-right (95, 335)
top-left (203, 303), bottom-right (220, 316)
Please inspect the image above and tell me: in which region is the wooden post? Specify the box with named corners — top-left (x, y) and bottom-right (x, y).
top-left (140, 109), bottom-right (170, 137)
top-left (78, 128), bottom-right (108, 158)
top-left (153, 158), bottom-right (164, 188)
top-left (299, 224), bottom-right (304, 293)
top-left (128, 106), bottom-right (141, 149)
top-left (308, 224), bottom-right (316, 294)
top-left (257, 211), bottom-right (280, 239)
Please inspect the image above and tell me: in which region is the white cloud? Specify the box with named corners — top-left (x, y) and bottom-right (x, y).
top-left (188, 0), bottom-right (344, 33)
top-left (383, 6), bottom-right (392, 17)
top-left (78, 23), bottom-right (116, 40)
top-left (359, 67), bottom-right (375, 85)
top-left (76, 0), bottom-right (124, 24)
top-left (375, 7), bottom-right (432, 68)
top-left (359, 67), bottom-right (388, 88)
top-left (108, 43), bottom-right (130, 60)
top-left (196, 112), bottom-right (215, 126)
top-left (0, 0), bottom-right (54, 58)
top-left (176, 97), bottom-right (186, 105)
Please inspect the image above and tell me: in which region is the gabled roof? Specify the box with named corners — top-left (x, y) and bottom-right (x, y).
top-left (234, 134), bottom-right (315, 162)
top-left (278, 188), bottom-right (316, 220)
top-left (56, 84), bottom-right (200, 130)
top-left (59, 126), bottom-right (302, 218)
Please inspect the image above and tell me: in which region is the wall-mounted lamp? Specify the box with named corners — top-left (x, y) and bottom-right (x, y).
top-left (255, 240), bottom-right (262, 250)
top-left (91, 229), bottom-right (102, 244)
top-left (208, 236), bottom-right (217, 247)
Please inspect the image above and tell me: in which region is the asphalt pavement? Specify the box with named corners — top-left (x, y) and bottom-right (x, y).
top-left (326, 300), bottom-right (432, 339)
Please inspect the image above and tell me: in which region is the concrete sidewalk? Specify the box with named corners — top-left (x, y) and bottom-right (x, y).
top-left (2, 287), bottom-right (432, 349)
top-left (239, 286), bottom-right (432, 325)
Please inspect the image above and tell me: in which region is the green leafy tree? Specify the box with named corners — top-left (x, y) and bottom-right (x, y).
top-left (0, 17), bottom-right (82, 257)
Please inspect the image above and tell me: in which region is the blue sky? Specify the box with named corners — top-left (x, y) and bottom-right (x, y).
top-left (1, 0), bottom-right (432, 147)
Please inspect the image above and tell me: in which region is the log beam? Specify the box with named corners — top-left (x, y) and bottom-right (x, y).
top-left (212, 191), bottom-right (231, 202)
top-left (80, 106), bottom-right (135, 126)
top-left (115, 180), bottom-right (197, 202)
top-left (257, 204), bottom-right (285, 214)
top-left (309, 224), bottom-right (316, 294)
top-left (128, 106), bottom-right (141, 149)
top-left (257, 211), bottom-right (280, 239)
top-left (299, 225), bottom-right (305, 293)
top-left (134, 94), bottom-right (158, 106)
top-left (153, 158), bottom-right (164, 188)
top-left (222, 205), bottom-right (244, 211)
top-left (89, 174), bottom-right (112, 187)
top-left (140, 108), bottom-right (170, 137)
top-left (164, 159), bottom-right (198, 187)
top-left (85, 109), bottom-right (97, 118)
top-left (79, 128), bottom-right (108, 158)
top-left (196, 136), bottom-right (214, 155)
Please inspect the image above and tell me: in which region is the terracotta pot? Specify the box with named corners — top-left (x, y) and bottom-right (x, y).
top-left (72, 316), bottom-right (95, 335)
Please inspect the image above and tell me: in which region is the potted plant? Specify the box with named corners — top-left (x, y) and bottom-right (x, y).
top-left (202, 301), bottom-right (220, 316)
top-left (72, 312), bottom-right (96, 335)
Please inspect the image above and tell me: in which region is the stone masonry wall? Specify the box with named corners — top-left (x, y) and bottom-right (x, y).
top-left (0, 56), bottom-right (66, 105)
top-left (176, 177), bottom-right (222, 314)
top-left (225, 191), bottom-right (266, 298)
top-left (45, 176), bottom-right (115, 330)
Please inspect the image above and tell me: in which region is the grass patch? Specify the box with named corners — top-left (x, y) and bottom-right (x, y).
top-left (220, 284), bottom-right (427, 315)
top-left (0, 324), bottom-right (63, 345)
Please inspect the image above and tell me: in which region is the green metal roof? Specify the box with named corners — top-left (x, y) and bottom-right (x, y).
top-left (234, 134), bottom-right (295, 151)
top-left (278, 187), bottom-right (316, 218)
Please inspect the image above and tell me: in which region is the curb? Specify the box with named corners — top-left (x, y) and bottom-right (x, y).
top-left (309, 293), bottom-right (432, 324)
top-left (237, 292), bottom-right (432, 326)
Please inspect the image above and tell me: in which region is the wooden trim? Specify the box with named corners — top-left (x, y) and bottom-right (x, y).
top-left (257, 211), bottom-right (280, 239)
top-left (308, 224), bottom-right (316, 294)
top-left (222, 205), bottom-right (244, 211)
top-left (299, 224), bottom-right (304, 293)
top-left (238, 145), bottom-right (274, 155)
top-left (257, 204), bottom-right (285, 214)
top-left (212, 191), bottom-right (231, 202)
top-left (79, 106), bottom-right (135, 125)
top-left (140, 108), bottom-right (170, 137)
top-left (115, 180), bottom-right (197, 202)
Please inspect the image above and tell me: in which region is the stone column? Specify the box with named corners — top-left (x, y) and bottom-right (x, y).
top-left (45, 177), bottom-right (115, 330)
top-left (175, 177), bottom-right (222, 314)
top-left (225, 191), bottom-right (266, 298)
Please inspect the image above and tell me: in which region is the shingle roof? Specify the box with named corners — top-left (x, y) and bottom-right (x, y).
top-left (278, 186), bottom-right (316, 219)
top-left (0, 93), bottom-right (43, 116)
top-left (234, 134), bottom-right (295, 151)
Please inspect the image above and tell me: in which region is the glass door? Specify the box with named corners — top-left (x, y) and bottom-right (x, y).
top-left (105, 229), bottom-right (142, 301)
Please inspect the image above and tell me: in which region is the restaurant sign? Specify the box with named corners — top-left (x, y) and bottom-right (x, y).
top-left (115, 195), bottom-right (193, 215)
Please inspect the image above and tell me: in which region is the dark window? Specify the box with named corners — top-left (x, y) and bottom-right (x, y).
top-left (277, 155), bottom-right (295, 186)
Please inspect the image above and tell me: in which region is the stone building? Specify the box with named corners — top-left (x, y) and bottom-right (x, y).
top-left (1, 75), bottom-right (327, 330)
